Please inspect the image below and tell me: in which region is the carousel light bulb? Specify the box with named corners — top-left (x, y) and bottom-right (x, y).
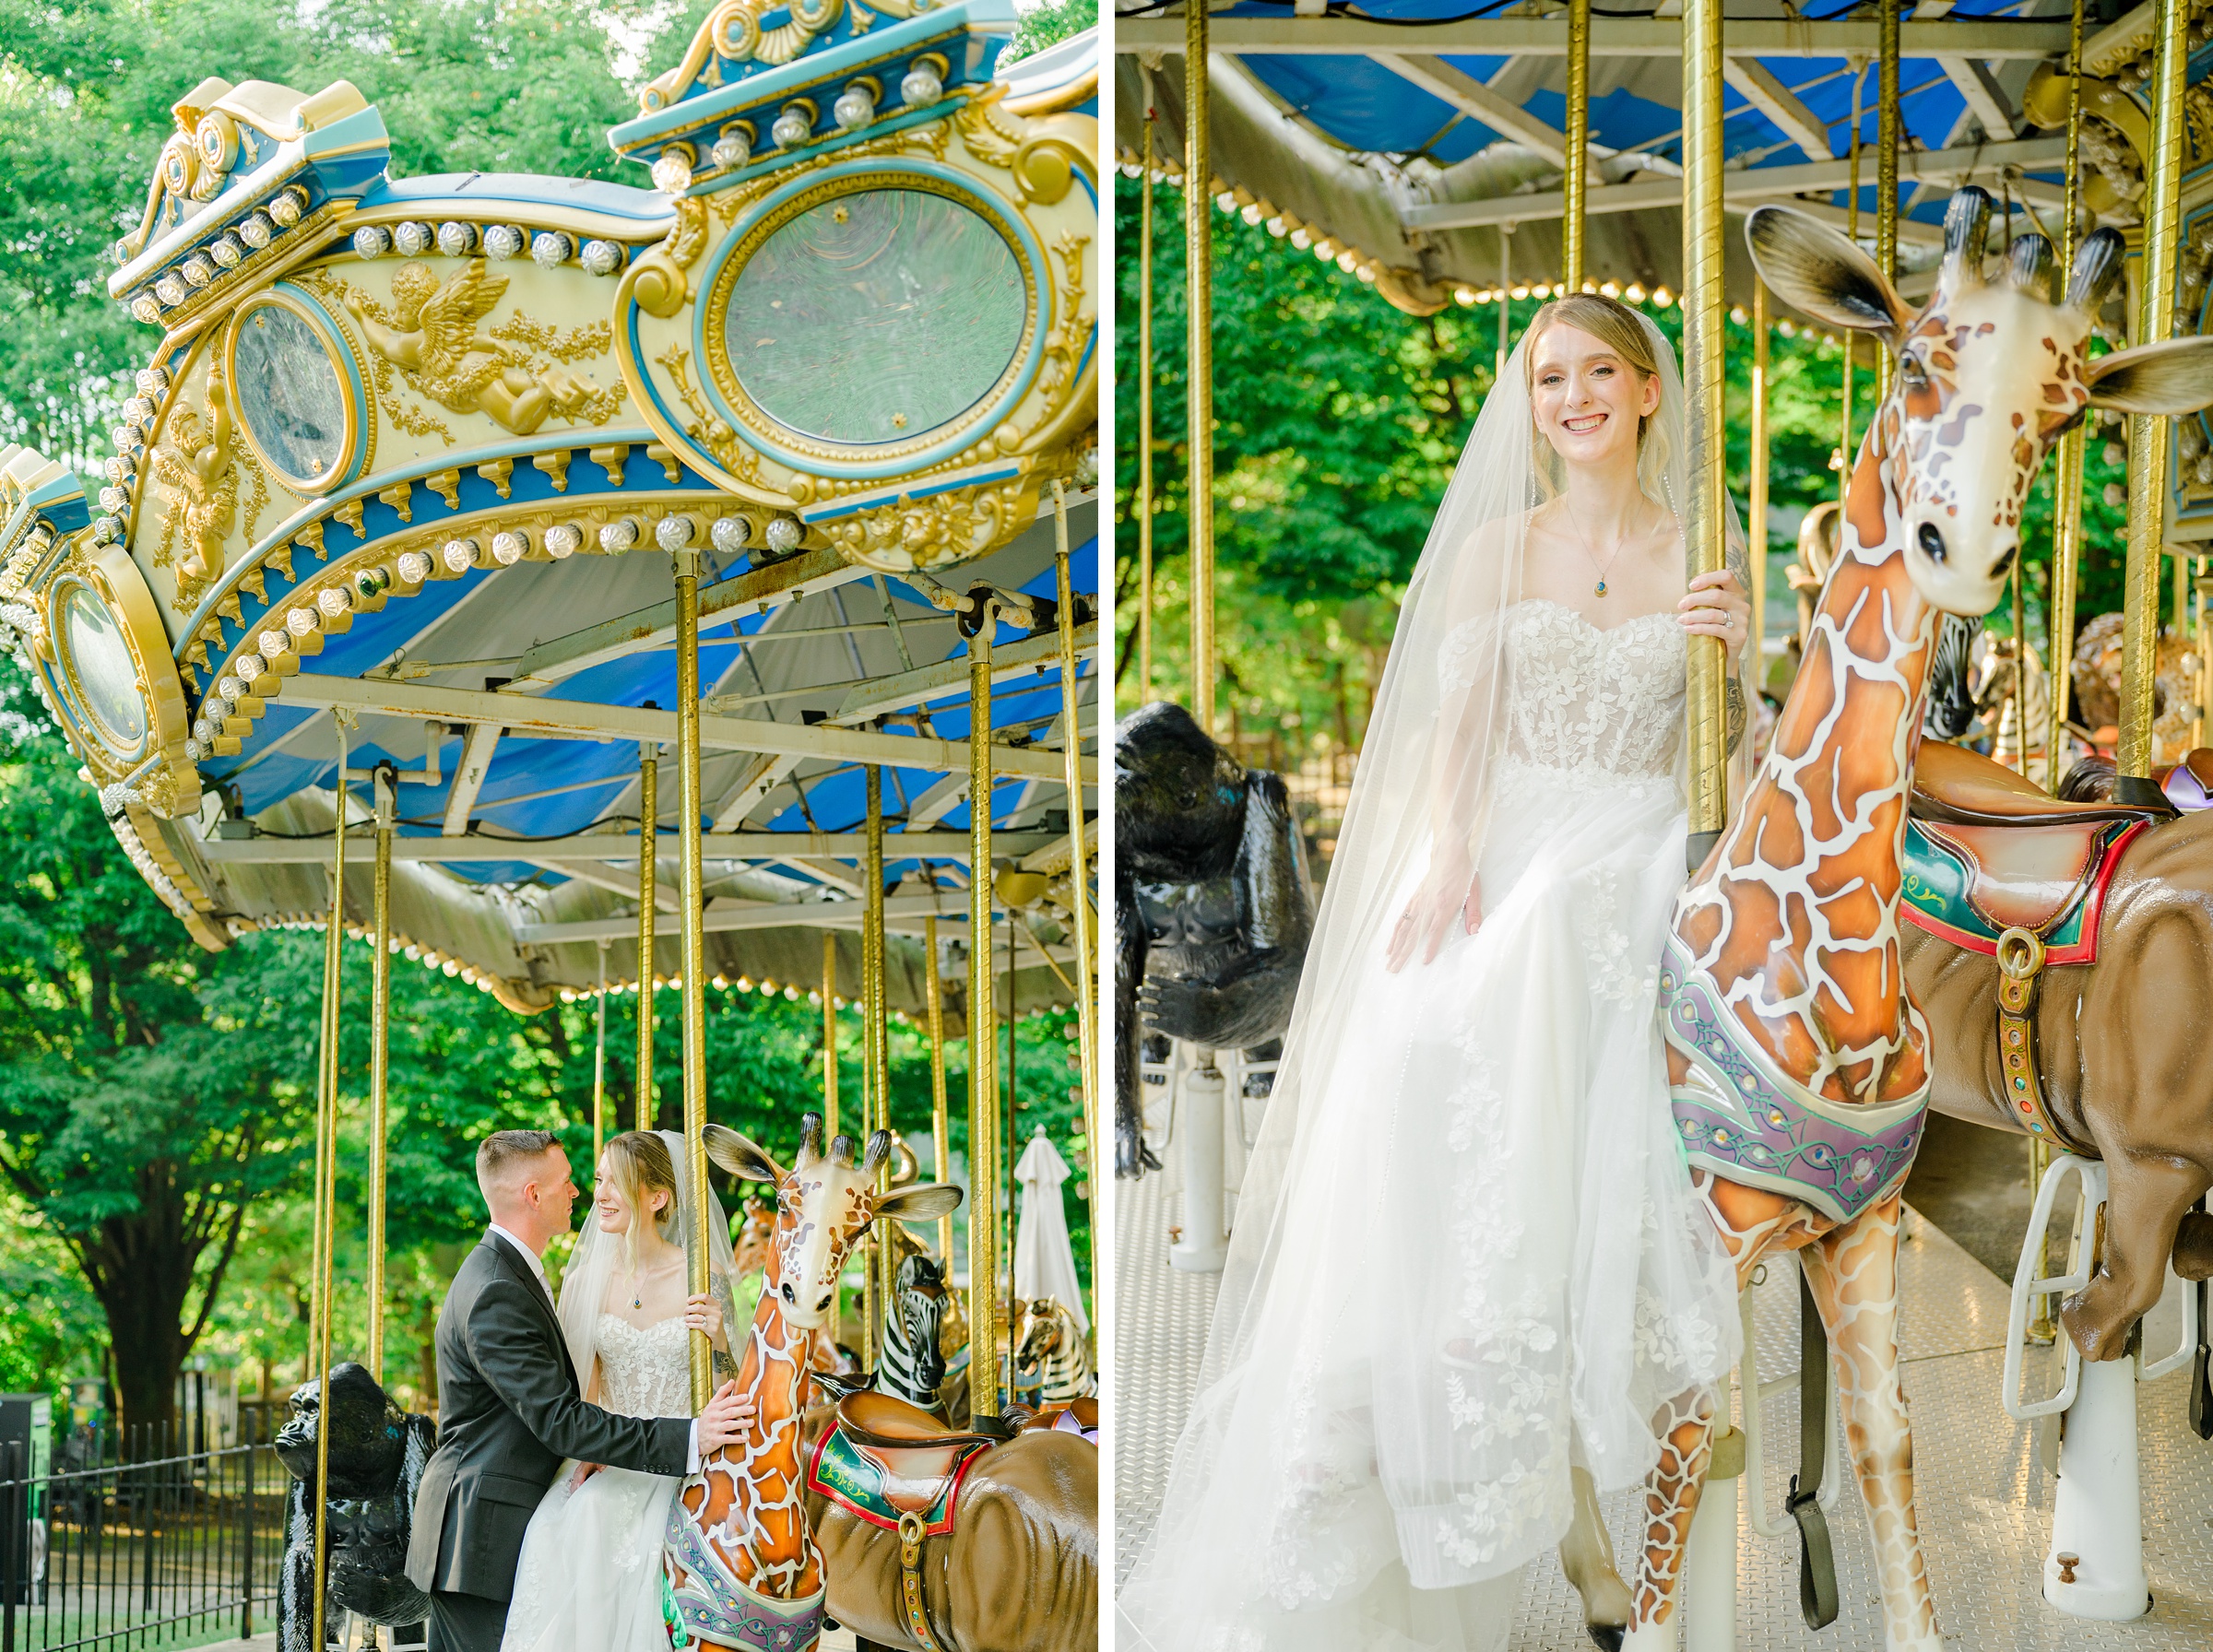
top-left (764, 515), bottom-right (802, 553)
top-left (784, 985), bottom-right (799, 1000)
top-left (736, 976), bottom-right (753, 992)
top-left (1625, 282), bottom-right (1646, 303)
top-left (442, 537), bottom-right (479, 573)
top-left (1730, 305), bottom-right (1749, 325)
top-left (1337, 251), bottom-right (1358, 273)
top-left (218, 675), bottom-right (244, 701)
top-left (269, 186), bottom-right (307, 227)
top-left (1600, 280), bottom-right (1620, 298)
top-left (192, 718), bottom-right (212, 744)
top-left (1778, 319), bottom-right (1796, 336)
top-left (580, 239), bottom-right (623, 276)
top-left (1289, 228), bottom-right (1312, 250)
top-left (482, 224), bottom-right (525, 260)
top-left (124, 396), bottom-right (154, 426)
top-left (393, 221), bottom-right (434, 255)
top-left (1510, 283), bottom-right (1530, 300)
top-left (1313, 239), bottom-right (1338, 261)
top-left (772, 102), bottom-right (814, 148)
top-left (258, 629), bottom-right (287, 659)
top-left (351, 225), bottom-right (392, 259)
top-left (712, 125), bottom-right (753, 170)
top-left (130, 295), bottom-right (161, 324)
top-left (491, 529), bottom-right (529, 565)
top-left (1240, 203), bottom-right (1263, 226)
top-left (1532, 283), bottom-right (1553, 299)
top-left (234, 654), bottom-right (265, 684)
top-left (99, 485), bottom-right (129, 513)
top-left (654, 513), bottom-right (697, 550)
top-left (241, 211), bottom-right (275, 250)
top-left (396, 549), bottom-right (432, 584)
top-left (209, 235), bottom-right (243, 269)
top-left (544, 524), bottom-right (583, 559)
top-left (710, 514), bottom-right (751, 553)
top-left (1454, 286), bottom-right (1477, 306)
top-left (317, 586), bottom-right (353, 617)
top-left (181, 255), bottom-right (214, 287)
top-left (900, 61), bottom-right (943, 105)
top-left (833, 83), bottom-right (876, 131)
top-left (598, 516), bottom-right (642, 552)
top-left (1652, 286), bottom-right (1674, 307)
top-left (285, 607), bottom-right (317, 637)
top-left (154, 274), bottom-right (187, 306)
top-left (532, 231), bottom-right (574, 267)
top-left (1266, 216), bottom-right (1287, 237)
top-left (436, 221), bottom-right (477, 256)
top-left (651, 148), bottom-right (695, 194)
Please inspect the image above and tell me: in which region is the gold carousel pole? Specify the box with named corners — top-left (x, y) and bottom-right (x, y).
top-left (1750, 279), bottom-right (1771, 677)
top-left (2118, 0), bottom-right (2190, 807)
top-left (1563, 0), bottom-right (1591, 294)
top-left (593, 940), bottom-right (609, 1166)
top-left (1187, 0), bottom-right (1215, 734)
top-left (1683, 0), bottom-right (1728, 868)
top-left (822, 929), bottom-right (841, 1346)
top-left (636, 744), bottom-right (657, 1130)
top-left (1840, 57), bottom-right (1864, 507)
top-left (967, 599), bottom-right (1003, 1420)
top-left (310, 724), bottom-right (349, 1652)
top-left (2047, 0), bottom-right (2089, 797)
top-left (1052, 481), bottom-right (1100, 1273)
top-left (1139, 107), bottom-right (1156, 702)
top-left (1876, 0), bottom-right (1899, 399)
top-left (673, 537), bottom-right (713, 1409)
top-left (365, 768), bottom-right (394, 1384)
top-left (925, 912), bottom-right (953, 1264)
top-left (863, 765), bottom-right (888, 1370)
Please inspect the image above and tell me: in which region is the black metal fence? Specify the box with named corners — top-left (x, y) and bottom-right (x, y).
top-left (0, 1421), bottom-right (284, 1652)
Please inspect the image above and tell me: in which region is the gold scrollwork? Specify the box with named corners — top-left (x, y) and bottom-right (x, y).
top-left (631, 197), bottom-right (714, 320)
top-left (657, 345), bottom-right (764, 485)
top-left (149, 363), bottom-right (243, 611)
top-left (639, 0), bottom-right (894, 110)
top-left (333, 260), bottom-right (626, 436)
top-left (818, 477), bottom-right (1035, 572)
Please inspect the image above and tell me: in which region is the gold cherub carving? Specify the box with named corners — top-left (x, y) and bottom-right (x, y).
top-left (342, 260), bottom-right (622, 436)
top-left (148, 363), bottom-right (242, 610)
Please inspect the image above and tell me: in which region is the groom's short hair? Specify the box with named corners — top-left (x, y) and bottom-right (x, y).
top-left (477, 1129), bottom-right (562, 1205)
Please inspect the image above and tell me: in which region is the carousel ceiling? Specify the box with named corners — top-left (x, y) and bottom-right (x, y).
top-left (0, 2), bottom-right (1100, 1020)
top-left (1116, 0), bottom-right (2192, 317)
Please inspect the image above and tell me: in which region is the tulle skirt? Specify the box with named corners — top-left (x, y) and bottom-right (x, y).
top-left (1118, 757), bottom-right (1741, 1652)
top-left (499, 1463), bottom-right (676, 1652)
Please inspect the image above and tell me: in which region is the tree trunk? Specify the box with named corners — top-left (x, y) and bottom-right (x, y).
top-left (77, 1168), bottom-right (224, 1446)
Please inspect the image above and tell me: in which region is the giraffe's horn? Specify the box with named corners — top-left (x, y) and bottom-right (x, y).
top-left (830, 1131), bottom-right (858, 1166)
top-left (1942, 186), bottom-right (1994, 287)
top-left (799, 1112), bottom-right (824, 1162)
top-left (859, 1128), bottom-right (893, 1174)
top-left (2005, 233), bottom-right (2055, 301)
top-left (2065, 227), bottom-right (2127, 316)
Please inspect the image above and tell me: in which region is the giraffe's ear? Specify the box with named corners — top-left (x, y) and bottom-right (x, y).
top-left (875, 1182), bottom-right (964, 1225)
top-left (2085, 336), bottom-right (2213, 415)
top-left (704, 1124), bottom-right (787, 1188)
top-left (1745, 206), bottom-right (1914, 344)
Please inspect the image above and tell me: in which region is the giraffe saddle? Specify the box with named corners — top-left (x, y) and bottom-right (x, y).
top-left (1904, 744), bottom-right (2152, 963)
top-left (803, 1392), bottom-right (994, 1539)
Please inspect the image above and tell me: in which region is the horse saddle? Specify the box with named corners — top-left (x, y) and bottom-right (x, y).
top-left (2160, 748), bottom-right (2213, 810)
top-left (1904, 743), bottom-right (2156, 964)
top-left (803, 1392), bottom-right (997, 1540)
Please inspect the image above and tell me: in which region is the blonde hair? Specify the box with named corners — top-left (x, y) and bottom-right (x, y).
top-left (602, 1130), bottom-right (680, 1268)
top-left (1523, 292), bottom-right (1675, 502)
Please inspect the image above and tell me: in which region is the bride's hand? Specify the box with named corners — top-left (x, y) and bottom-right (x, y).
top-left (566, 1462), bottom-right (604, 1493)
top-left (1677, 569), bottom-right (1751, 664)
top-left (1387, 852), bottom-right (1482, 973)
top-left (683, 1292), bottom-right (726, 1351)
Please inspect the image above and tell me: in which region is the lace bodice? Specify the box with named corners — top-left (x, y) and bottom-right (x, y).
top-left (1497, 599), bottom-right (1686, 778)
top-left (593, 1315), bottom-right (691, 1419)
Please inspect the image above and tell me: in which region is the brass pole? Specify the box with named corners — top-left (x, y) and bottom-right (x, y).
top-left (1563, 0), bottom-right (1592, 294)
top-left (2011, 562), bottom-right (2029, 771)
top-left (310, 726), bottom-right (348, 1652)
top-left (1750, 280), bottom-right (1771, 687)
top-left (925, 913), bottom-right (953, 1265)
top-left (593, 941), bottom-right (609, 1166)
top-left (1186, 0), bottom-right (1215, 734)
top-left (1051, 482), bottom-right (1100, 1276)
top-left (1876, 0), bottom-right (1899, 400)
top-left (2048, 0), bottom-right (2089, 796)
top-left (636, 745), bottom-right (657, 1130)
top-left (863, 764), bottom-right (888, 1371)
top-left (1004, 914), bottom-right (1018, 1374)
top-left (673, 542), bottom-right (713, 1410)
top-left (1497, 225), bottom-right (1513, 384)
top-left (966, 600), bottom-right (1002, 1420)
top-left (2196, 557), bottom-right (2209, 749)
top-left (365, 769), bottom-right (393, 1384)
top-left (2118, 0), bottom-right (2189, 800)
top-left (1682, 0), bottom-right (1729, 867)
top-left (1841, 58), bottom-right (1864, 510)
top-left (822, 928), bottom-right (841, 1347)
top-left (1139, 109), bottom-right (1156, 702)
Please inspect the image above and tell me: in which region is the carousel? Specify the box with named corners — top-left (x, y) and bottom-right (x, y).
top-left (0, 2), bottom-right (1098, 1649)
top-left (1118, 0), bottom-right (2213, 1646)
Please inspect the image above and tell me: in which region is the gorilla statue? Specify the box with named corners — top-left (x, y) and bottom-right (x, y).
top-left (1116, 702), bottom-right (1314, 1179)
top-left (275, 1362), bottom-right (435, 1651)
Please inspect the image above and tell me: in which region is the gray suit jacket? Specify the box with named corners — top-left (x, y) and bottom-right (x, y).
top-left (404, 1234), bottom-right (691, 1601)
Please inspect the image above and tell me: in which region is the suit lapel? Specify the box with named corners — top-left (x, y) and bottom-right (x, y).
top-left (484, 1234), bottom-right (580, 1394)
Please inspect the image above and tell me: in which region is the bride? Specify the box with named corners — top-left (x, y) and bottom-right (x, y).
top-left (501, 1129), bottom-right (740, 1652)
top-left (1119, 294), bottom-right (1752, 1652)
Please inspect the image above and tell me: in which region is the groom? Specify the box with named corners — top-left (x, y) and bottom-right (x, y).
top-left (405, 1130), bottom-right (751, 1652)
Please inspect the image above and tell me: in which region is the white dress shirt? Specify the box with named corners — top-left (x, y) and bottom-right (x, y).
top-left (484, 1223), bottom-right (703, 1471)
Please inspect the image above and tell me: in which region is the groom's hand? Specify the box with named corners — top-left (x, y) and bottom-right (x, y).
top-left (695, 1381), bottom-right (758, 1454)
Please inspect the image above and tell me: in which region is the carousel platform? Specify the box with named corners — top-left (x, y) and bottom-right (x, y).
top-left (1114, 1161), bottom-right (2213, 1649)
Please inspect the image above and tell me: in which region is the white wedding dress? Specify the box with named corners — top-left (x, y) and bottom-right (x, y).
top-left (500, 1315), bottom-right (691, 1652)
top-left (1119, 597), bottom-right (1742, 1652)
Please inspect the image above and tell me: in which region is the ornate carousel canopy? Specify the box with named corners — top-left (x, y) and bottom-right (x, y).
top-left (0, 1), bottom-right (1099, 1018)
top-left (1115, 0), bottom-right (2184, 317)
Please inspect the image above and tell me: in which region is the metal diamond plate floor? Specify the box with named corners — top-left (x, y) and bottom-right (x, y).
top-left (1116, 1168), bottom-right (2213, 1648)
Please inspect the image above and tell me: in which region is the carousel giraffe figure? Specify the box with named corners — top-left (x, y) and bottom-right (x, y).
top-left (1613, 188), bottom-right (2213, 1650)
top-left (661, 1117), bottom-right (957, 1650)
